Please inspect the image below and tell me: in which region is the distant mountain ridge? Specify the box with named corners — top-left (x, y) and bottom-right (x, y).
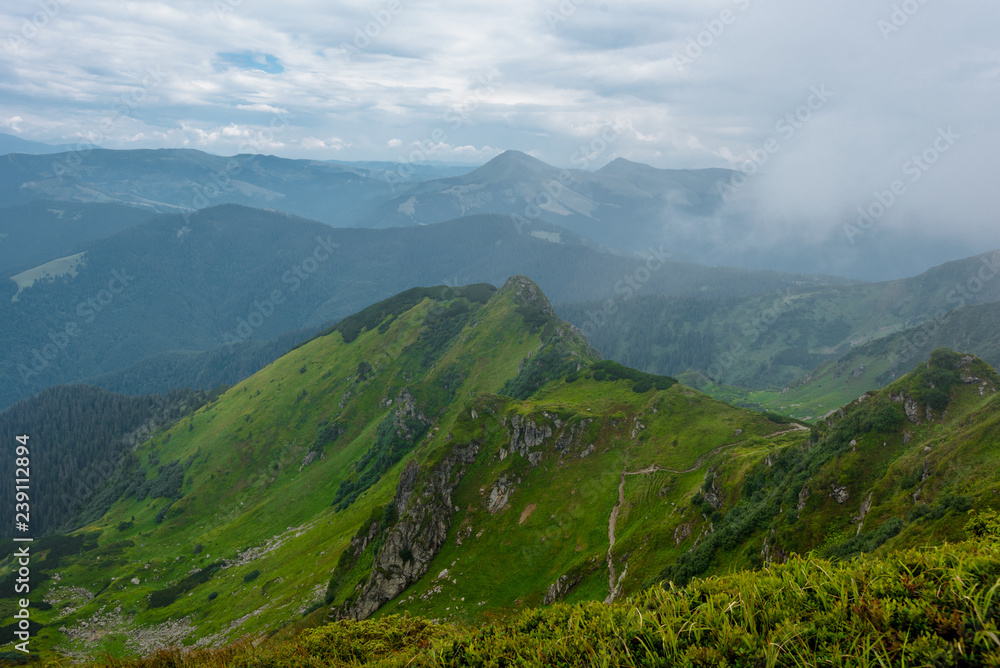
top-left (560, 248), bottom-right (1000, 391)
top-left (0, 200), bottom-right (154, 274)
top-left (0, 144), bottom-right (986, 278)
top-left (361, 149), bottom-right (734, 252)
top-left (0, 132), bottom-right (73, 155)
top-left (0, 205), bottom-right (839, 411)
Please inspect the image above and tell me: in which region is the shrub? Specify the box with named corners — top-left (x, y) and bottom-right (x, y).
top-left (967, 509), bottom-right (1000, 540)
top-left (244, 570), bottom-right (261, 583)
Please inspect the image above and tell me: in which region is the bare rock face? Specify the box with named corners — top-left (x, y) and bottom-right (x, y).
top-left (393, 389), bottom-right (431, 438)
top-left (487, 474), bottom-right (519, 514)
top-left (345, 442), bottom-right (480, 621)
top-left (543, 573), bottom-right (585, 605)
top-left (796, 486), bottom-right (810, 516)
top-left (702, 470), bottom-right (723, 510)
top-left (556, 419), bottom-right (591, 452)
top-left (853, 491), bottom-right (874, 532)
top-left (830, 485), bottom-right (850, 504)
top-left (904, 396), bottom-right (921, 424)
top-left (673, 522), bottom-right (693, 546)
top-left (506, 414), bottom-right (552, 462)
top-left (761, 534), bottom-right (788, 565)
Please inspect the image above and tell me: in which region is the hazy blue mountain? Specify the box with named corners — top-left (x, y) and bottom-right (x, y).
top-left (0, 145), bottom-right (984, 280)
top-left (0, 148), bottom-right (400, 224)
top-left (0, 132), bottom-right (73, 155)
top-left (0, 205), bottom-right (845, 410)
top-left (359, 150), bottom-right (734, 253)
top-left (0, 200), bottom-right (154, 274)
top-left (326, 159), bottom-right (477, 181)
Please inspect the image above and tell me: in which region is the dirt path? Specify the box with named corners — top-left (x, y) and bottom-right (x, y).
top-left (603, 424), bottom-right (808, 601)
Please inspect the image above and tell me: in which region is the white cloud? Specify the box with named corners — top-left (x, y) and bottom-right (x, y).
top-left (0, 0), bottom-right (995, 245)
top-left (2, 116), bottom-right (22, 132)
top-left (301, 136), bottom-right (348, 151)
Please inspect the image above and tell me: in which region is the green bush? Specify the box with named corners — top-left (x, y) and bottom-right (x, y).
top-left (967, 509), bottom-right (1000, 540)
top-left (244, 569), bottom-right (261, 583)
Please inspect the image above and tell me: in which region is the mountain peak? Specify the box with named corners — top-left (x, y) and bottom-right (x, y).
top-left (597, 157), bottom-right (661, 176)
top-left (499, 275), bottom-right (555, 316)
top-left (465, 150), bottom-right (556, 181)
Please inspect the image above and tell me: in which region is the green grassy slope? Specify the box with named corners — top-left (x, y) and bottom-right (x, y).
top-left (0, 277), bottom-right (803, 658)
top-left (93, 530), bottom-right (1000, 667)
top-left (4, 278), bottom-right (1000, 663)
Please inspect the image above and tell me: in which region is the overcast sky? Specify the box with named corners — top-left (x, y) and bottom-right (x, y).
top-left (1, 0), bottom-right (997, 246)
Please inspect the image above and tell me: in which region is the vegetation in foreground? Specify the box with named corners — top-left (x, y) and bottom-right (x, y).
top-left (60, 511), bottom-right (1000, 668)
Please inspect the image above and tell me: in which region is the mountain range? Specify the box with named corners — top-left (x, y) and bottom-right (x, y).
top-left (0, 145), bottom-right (987, 280)
top-left (2, 277), bottom-right (998, 659)
top-left (0, 204), bottom-right (845, 411)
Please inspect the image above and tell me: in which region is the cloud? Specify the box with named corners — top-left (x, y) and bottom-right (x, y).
top-left (0, 0), bottom-right (995, 250)
top-left (2, 115), bottom-right (22, 132)
top-left (301, 136), bottom-right (348, 151)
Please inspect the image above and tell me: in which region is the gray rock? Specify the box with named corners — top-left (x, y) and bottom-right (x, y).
top-left (344, 442), bottom-right (479, 620)
top-left (796, 486), bottom-right (810, 516)
top-left (830, 485), bottom-right (849, 504)
top-left (543, 573), bottom-right (584, 605)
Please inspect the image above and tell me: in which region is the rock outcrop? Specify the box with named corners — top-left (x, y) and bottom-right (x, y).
top-left (830, 485), bottom-right (850, 504)
top-left (344, 442), bottom-right (480, 620)
top-left (543, 573), bottom-right (585, 605)
top-left (504, 414), bottom-right (552, 464)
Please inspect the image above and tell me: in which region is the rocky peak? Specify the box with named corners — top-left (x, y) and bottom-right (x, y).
top-left (499, 275), bottom-right (556, 317)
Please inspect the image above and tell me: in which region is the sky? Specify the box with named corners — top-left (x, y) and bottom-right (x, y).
top-left (1, 0), bottom-right (998, 247)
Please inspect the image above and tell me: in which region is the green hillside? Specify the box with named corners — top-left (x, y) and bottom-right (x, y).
top-left (706, 300), bottom-right (1000, 421)
top-left (90, 530), bottom-right (1000, 667)
top-left (4, 279), bottom-right (1000, 662)
top-left (560, 249), bottom-right (1000, 391)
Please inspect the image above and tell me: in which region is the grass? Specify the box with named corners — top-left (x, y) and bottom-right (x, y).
top-left (71, 519), bottom-right (1000, 667)
top-left (6, 274), bottom-right (1000, 664)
